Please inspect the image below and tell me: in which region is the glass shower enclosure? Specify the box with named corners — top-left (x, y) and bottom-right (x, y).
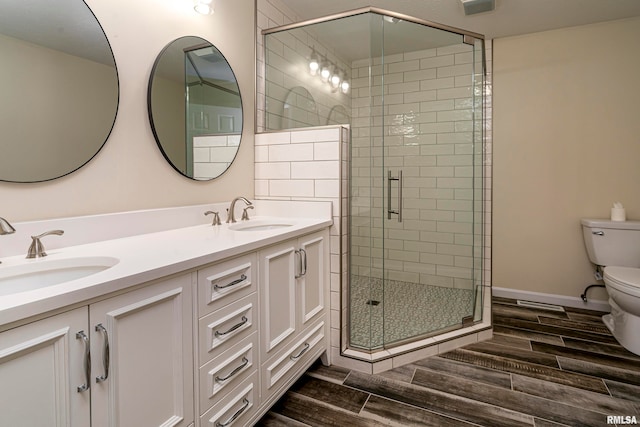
top-left (263, 8), bottom-right (485, 351)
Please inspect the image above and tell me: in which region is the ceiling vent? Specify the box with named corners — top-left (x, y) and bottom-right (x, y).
top-left (461, 0), bottom-right (495, 15)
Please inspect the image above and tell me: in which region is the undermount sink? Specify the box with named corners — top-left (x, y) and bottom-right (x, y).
top-left (0, 256), bottom-right (119, 296)
top-left (228, 220), bottom-right (294, 232)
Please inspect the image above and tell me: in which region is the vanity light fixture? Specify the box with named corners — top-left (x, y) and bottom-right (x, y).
top-left (194, 0), bottom-right (214, 15)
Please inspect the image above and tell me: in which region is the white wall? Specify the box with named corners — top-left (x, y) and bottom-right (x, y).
top-left (493, 16), bottom-right (640, 302)
top-left (0, 0), bottom-right (255, 222)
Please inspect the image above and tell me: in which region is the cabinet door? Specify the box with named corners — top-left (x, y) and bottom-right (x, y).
top-left (0, 307), bottom-right (90, 427)
top-left (259, 240), bottom-right (297, 357)
top-left (297, 232), bottom-right (326, 330)
top-left (90, 274), bottom-right (194, 427)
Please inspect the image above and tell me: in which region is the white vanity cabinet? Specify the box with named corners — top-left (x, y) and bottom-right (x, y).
top-left (258, 230), bottom-right (329, 404)
top-left (0, 273), bottom-right (194, 427)
top-left (0, 307), bottom-right (90, 427)
top-left (90, 273), bottom-right (194, 427)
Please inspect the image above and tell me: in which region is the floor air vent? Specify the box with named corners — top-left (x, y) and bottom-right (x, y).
top-left (516, 300), bottom-right (565, 312)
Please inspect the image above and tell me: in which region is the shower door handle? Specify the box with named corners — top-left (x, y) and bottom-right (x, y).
top-left (387, 170), bottom-right (403, 223)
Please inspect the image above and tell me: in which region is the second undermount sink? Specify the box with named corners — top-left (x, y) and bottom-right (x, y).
top-left (228, 219), bottom-right (294, 232)
top-left (0, 256), bottom-right (119, 296)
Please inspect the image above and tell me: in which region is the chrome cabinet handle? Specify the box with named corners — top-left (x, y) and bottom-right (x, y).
top-left (290, 342), bottom-right (310, 361)
top-left (215, 316), bottom-right (248, 337)
top-left (215, 357), bottom-right (249, 383)
top-left (387, 170), bottom-right (403, 223)
top-left (76, 331), bottom-right (90, 393)
top-left (300, 248), bottom-right (307, 276)
top-left (214, 274), bottom-right (247, 291)
top-left (216, 398), bottom-right (249, 427)
top-left (592, 231), bottom-right (604, 236)
top-left (295, 250), bottom-right (303, 279)
top-left (95, 324), bottom-right (109, 383)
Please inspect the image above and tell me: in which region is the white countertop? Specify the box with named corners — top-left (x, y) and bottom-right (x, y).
top-left (0, 215), bottom-right (332, 327)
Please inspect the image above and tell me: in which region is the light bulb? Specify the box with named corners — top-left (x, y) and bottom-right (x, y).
top-left (194, 0), bottom-right (213, 14)
top-left (309, 60), bottom-right (319, 75)
top-left (341, 80), bottom-right (350, 94)
top-left (331, 73), bottom-right (341, 88)
top-left (320, 66), bottom-right (330, 82)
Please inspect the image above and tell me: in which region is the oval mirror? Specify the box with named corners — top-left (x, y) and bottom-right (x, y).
top-left (148, 36), bottom-right (243, 180)
top-left (0, 0), bottom-right (119, 183)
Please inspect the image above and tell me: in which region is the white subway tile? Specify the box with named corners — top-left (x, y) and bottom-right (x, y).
top-left (255, 162), bottom-right (290, 179)
top-left (291, 161), bottom-right (339, 179)
top-left (268, 180), bottom-right (314, 197)
top-left (269, 143), bottom-right (314, 161)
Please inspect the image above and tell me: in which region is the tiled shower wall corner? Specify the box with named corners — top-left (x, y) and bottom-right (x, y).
top-left (256, 0), bottom-right (351, 133)
top-left (254, 126), bottom-right (349, 365)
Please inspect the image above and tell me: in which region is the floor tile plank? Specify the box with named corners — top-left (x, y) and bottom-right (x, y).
top-left (288, 374), bottom-right (370, 414)
top-left (441, 348), bottom-right (610, 394)
top-left (361, 395), bottom-right (478, 427)
top-left (344, 370), bottom-right (535, 427)
top-left (558, 356), bottom-right (640, 387)
top-left (463, 340), bottom-right (560, 368)
top-left (605, 379), bottom-right (640, 403)
top-left (511, 374), bottom-right (639, 414)
top-left (493, 324), bottom-right (565, 346)
top-left (416, 354), bottom-right (513, 389)
top-left (494, 315), bottom-right (619, 345)
top-left (538, 316), bottom-right (612, 336)
top-left (410, 367), bottom-right (612, 426)
top-left (491, 332), bottom-right (533, 350)
top-left (257, 412), bottom-right (311, 426)
top-left (493, 303), bottom-right (569, 321)
top-left (561, 337), bottom-right (640, 362)
top-left (531, 341), bottom-right (640, 373)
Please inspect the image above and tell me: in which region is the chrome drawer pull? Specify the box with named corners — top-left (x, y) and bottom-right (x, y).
top-left (95, 324), bottom-right (109, 383)
top-left (592, 231), bottom-right (604, 236)
top-left (76, 331), bottom-right (90, 392)
top-left (294, 250), bottom-right (303, 278)
top-left (215, 357), bottom-right (249, 383)
top-left (216, 398), bottom-right (249, 427)
top-left (215, 316), bottom-right (248, 337)
top-left (214, 274), bottom-right (247, 291)
top-left (290, 342), bottom-right (310, 361)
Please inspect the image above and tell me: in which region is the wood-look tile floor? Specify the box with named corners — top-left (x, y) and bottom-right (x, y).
top-left (257, 297), bottom-right (640, 426)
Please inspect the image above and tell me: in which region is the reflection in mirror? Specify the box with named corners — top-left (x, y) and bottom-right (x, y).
top-left (282, 86), bottom-right (320, 130)
top-left (327, 105), bottom-right (351, 126)
top-left (0, 0), bottom-right (119, 183)
top-left (148, 36), bottom-right (243, 181)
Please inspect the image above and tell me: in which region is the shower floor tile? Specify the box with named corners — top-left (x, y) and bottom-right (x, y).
top-left (349, 274), bottom-right (475, 348)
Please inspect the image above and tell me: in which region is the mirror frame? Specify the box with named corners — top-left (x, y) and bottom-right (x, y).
top-left (147, 35), bottom-right (243, 181)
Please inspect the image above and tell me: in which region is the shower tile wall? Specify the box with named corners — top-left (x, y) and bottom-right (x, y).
top-left (350, 44), bottom-right (480, 290)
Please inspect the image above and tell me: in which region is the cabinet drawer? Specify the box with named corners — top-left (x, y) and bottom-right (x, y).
top-left (198, 293), bottom-right (257, 364)
top-left (262, 321), bottom-right (326, 401)
top-left (198, 253), bottom-right (257, 317)
top-left (199, 332), bottom-right (258, 413)
top-left (199, 371), bottom-right (258, 427)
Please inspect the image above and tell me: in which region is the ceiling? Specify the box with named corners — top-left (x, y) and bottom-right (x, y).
top-left (276, 0), bottom-right (640, 40)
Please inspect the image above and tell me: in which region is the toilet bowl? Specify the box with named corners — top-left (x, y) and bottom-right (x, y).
top-left (581, 218), bottom-right (640, 356)
top-left (602, 266), bottom-right (640, 355)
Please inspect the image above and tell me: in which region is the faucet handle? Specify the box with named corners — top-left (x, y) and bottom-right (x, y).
top-left (241, 206), bottom-right (254, 221)
top-left (205, 211), bottom-right (221, 226)
top-left (27, 230), bottom-right (64, 259)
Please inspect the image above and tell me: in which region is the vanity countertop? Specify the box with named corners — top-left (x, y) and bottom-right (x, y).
top-left (0, 215), bottom-right (331, 327)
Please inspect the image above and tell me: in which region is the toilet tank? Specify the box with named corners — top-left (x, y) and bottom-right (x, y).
top-left (581, 218), bottom-right (640, 268)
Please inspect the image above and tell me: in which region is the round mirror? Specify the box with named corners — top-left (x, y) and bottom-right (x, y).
top-left (148, 36), bottom-right (243, 180)
top-left (0, 0), bottom-right (119, 183)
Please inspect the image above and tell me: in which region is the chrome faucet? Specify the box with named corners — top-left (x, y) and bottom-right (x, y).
top-left (27, 230), bottom-right (64, 258)
top-left (0, 217), bottom-right (16, 264)
top-left (226, 197), bottom-right (252, 223)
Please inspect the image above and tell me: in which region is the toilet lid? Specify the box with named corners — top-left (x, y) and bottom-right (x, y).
top-left (604, 267), bottom-right (640, 290)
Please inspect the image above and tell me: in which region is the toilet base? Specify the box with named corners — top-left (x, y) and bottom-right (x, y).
top-left (603, 298), bottom-right (640, 356)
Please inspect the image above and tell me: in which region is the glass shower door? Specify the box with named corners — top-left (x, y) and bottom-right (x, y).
top-left (379, 17), bottom-right (483, 346)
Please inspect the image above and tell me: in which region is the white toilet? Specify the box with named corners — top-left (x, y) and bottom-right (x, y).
top-left (582, 218), bottom-right (640, 355)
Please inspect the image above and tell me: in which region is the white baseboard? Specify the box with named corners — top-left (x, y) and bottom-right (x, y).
top-left (492, 286), bottom-right (610, 313)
